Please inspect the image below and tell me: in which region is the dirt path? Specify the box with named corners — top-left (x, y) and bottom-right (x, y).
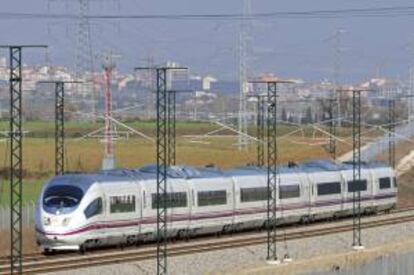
top-left (0, 228), bottom-right (39, 257)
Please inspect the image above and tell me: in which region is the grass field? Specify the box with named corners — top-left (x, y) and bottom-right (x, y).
top-left (0, 120), bottom-right (411, 256)
top-left (0, 180), bottom-right (43, 206)
top-left (0, 120), bottom-right (369, 138)
top-left (0, 137), bottom-right (348, 204)
top-left (0, 120), bottom-right (376, 204)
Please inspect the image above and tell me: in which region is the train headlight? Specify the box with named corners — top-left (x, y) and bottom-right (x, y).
top-left (43, 217), bottom-right (51, 226)
top-left (62, 218), bottom-right (71, 226)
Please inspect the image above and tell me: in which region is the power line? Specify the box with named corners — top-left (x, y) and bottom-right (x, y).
top-left (3, 6), bottom-right (414, 21)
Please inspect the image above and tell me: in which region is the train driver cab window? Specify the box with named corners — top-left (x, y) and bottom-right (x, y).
top-left (279, 185), bottom-right (300, 199)
top-left (84, 197), bottom-right (103, 219)
top-left (43, 185), bottom-right (84, 210)
top-left (393, 177), bottom-right (397, 188)
top-left (379, 177), bottom-right (391, 189)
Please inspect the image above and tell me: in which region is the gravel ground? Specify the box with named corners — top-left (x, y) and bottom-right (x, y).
top-left (47, 215), bottom-right (414, 275)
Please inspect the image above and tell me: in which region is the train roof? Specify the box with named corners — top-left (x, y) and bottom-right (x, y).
top-left (44, 160), bottom-right (392, 190)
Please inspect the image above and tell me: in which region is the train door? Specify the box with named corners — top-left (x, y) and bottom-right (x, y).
top-left (87, 183), bottom-right (106, 241)
top-left (368, 168), bottom-right (376, 207)
top-left (137, 182), bottom-right (144, 236)
top-left (231, 176), bottom-right (237, 226)
top-left (187, 179), bottom-right (196, 232)
top-left (188, 181), bottom-right (195, 232)
top-left (304, 173), bottom-right (314, 217)
top-left (340, 171), bottom-right (346, 212)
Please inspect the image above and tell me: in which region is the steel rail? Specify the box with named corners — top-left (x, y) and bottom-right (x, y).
top-left (1, 209), bottom-right (414, 274)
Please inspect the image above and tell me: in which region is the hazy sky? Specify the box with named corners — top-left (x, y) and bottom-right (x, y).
top-left (1, 0), bottom-right (414, 82)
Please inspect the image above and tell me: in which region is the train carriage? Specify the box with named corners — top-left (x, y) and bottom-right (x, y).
top-left (341, 165), bottom-right (373, 215)
top-left (368, 164), bottom-right (397, 212)
top-left (35, 160), bottom-right (397, 252)
top-left (189, 168), bottom-right (234, 235)
top-left (229, 167), bottom-right (268, 230)
top-left (277, 171), bottom-right (307, 224)
top-left (304, 163), bottom-right (346, 220)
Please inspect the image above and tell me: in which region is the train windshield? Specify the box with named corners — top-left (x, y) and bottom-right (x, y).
top-left (43, 185), bottom-right (84, 213)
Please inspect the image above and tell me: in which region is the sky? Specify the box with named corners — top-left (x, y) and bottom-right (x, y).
top-left (1, 0), bottom-right (414, 83)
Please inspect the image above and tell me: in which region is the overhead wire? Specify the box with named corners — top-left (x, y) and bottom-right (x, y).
top-left (2, 6), bottom-right (414, 21)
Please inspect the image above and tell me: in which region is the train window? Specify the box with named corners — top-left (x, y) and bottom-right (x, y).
top-left (151, 192), bottom-right (187, 209)
top-left (84, 198), bottom-right (103, 219)
top-left (43, 185), bottom-right (84, 209)
top-left (379, 177), bottom-right (391, 189)
top-left (241, 187), bottom-right (268, 202)
top-left (317, 182), bottom-right (341, 196)
top-left (279, 185), bottom-right (300, 199)
top-left (110, 195), bottom-right (136, 213)
top-left (393, 177), bottom-right (397, 188)
top-left (198, 190), bottom-right (227, 206)
top-left (347, 180), bottom-right (367, 192)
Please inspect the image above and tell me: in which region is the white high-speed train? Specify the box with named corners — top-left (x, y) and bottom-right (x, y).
top-left (35, 160), bottom-right (397, 252)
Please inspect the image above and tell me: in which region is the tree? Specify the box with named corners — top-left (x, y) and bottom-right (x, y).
top-left (281, 107), bottom-right (287, 122)
top-left (305, 106), bottom-right (313, 124)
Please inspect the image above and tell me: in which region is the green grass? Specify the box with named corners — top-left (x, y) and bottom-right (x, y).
top-left (0, 180), bottom-right (45, 206)
top-left (0, 119), bottom-right (363, 138)
top-left (0, 120), bottom-right (369, 205)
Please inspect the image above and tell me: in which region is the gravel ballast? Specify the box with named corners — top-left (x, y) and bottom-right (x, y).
top-left (46, 213), bottom-right (414, 275)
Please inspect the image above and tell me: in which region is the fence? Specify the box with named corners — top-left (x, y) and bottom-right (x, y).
top-left (0, 201), bottom-right (36, 230)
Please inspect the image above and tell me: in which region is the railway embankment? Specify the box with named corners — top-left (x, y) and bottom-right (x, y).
top-left (240, 234), bottom-right (414, 274)
top-left (42, 211), bottom-right (414, 275)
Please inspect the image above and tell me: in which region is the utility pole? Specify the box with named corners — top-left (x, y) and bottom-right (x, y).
top-left (352, 89), bottom-right (363, 250)
top-left (388, 97), bottom-right (396, 168)
top-left (39, 80), bottom-right (82, 175)
top-left (48, 0), bottom-right (121, 121)
top-left (238, 0), bottom-right (252, 151)
top-left (333, 29), bottom-right (345, 128)
top-left (167, 89), bottom-right (192, 166)
top-left (256, 95), bottom-right (266, 167)
top-left (75, 0), bottom-right (97, 119)
top-left (167, 91), bottom-right (177, 166)
top-left (267, 81), bottom-right (279, 263)
top-left (247, 94), bottom-right (267, 167)
top-left (101, 52), bottom-right (120, 170)
top-left (251, 80), bottom-right (294, 264)
top-left (327, 97), bottom-right (337, 160)
top-left (338, 88), bottom-right (371, 250)
top-left (135, 66), bottom-right (188, 275)
top-left (0, 45), bottom-right (47, 275)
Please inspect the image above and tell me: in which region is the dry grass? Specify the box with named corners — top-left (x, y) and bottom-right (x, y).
top-left (0, 136), bottom-right (344, 177)
top-left (398, 169), bottom-right (414, 208)
top-left (0, 229), bottom-right (38, 257)
top-left (0, 130), bottom-right (392, 257)
top-left (0, 135), bottom-right (347, 204)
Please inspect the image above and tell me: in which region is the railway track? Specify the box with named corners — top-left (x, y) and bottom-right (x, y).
top-left (1, 209), bottom-right (414, 274)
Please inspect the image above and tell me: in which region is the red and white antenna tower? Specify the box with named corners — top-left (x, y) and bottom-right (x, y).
top-left (101, 52), bottom-right (118, 170)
